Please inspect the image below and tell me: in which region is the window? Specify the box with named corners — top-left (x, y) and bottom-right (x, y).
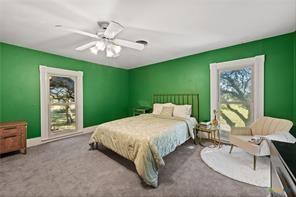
top-left (210, 55), bottom-right (264, 141)
top-left (40, 66), bottom-right (83, 141)
top-left (219, 66), bottom-right (253, 127)
top-left (49, 76), bottom-right (76, 134)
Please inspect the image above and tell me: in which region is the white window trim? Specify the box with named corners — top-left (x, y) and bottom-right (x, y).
top-left (210, 55), bottom-right (264, 123)
top-left (40, 65), bottom-right (83, 141)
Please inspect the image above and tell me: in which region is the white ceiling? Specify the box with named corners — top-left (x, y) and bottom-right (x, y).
top-left (0, 0), bottom-right (295, 69)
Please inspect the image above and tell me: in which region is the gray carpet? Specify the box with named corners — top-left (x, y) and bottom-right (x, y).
top-left (0, 133), bottom-right (267, 197)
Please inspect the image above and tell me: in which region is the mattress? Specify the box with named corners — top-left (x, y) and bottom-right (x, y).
top-left (89, 114), bottom-right (197, 187)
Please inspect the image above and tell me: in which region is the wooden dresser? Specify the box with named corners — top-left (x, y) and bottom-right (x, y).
top-left (0, 121), bottom-right (27, 155)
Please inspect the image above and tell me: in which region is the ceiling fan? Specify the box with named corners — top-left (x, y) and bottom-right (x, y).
top-left (56, 21), bottom-right (147, 58)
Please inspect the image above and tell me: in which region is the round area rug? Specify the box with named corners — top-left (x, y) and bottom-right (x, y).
top-left (200, 145), bottom-right (270, 187)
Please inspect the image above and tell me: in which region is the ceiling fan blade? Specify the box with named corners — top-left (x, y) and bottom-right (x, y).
top-left (113, 39), bottom-right (145, 51)
top-left (75, 41), bottom-right (97, 51)
top-left (56, 25), bottom-right (99, 39)
top-left (103, 21), bottom-right (124, 39)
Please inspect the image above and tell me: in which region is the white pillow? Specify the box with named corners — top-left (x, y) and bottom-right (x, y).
top-left (173, 104), bottom-right (192, 119)
top-left (152, 103), bottom-right (173, 115)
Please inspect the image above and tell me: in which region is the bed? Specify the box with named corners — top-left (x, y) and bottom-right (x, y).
top-left (89, 94), bottom-right (199, 187)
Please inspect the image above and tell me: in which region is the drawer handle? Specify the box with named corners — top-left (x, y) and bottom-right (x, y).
top-left (3, 126), bottom-right (17, 130)
top-left (3, 135), bottom-right (17, 139)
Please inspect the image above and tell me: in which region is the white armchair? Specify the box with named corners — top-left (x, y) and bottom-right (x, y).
top-left (229, 116), bottom-right (293, 170)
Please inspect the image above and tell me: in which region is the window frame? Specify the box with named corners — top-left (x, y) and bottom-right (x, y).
top-left (210, 55), bottom-right (264, 128)
top-left (40, 65), bottom-right (83, 141)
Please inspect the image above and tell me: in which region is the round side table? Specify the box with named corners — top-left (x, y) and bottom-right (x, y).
top-left (195, 125), bottom-right (221, 148)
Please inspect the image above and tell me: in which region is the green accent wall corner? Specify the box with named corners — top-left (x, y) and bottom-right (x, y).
top-left (0, 43), bottom-right (129, 139)
top-left (129, 32), bottom-right (296, 123)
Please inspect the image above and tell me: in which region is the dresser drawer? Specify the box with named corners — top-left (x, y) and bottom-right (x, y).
top-left (0, 127), bottom-right (20, 138)
top-left (0, 135), bottom-right (21, 153)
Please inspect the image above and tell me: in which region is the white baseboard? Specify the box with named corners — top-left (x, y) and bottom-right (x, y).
top-left (81, 125), bottom-right (98, 134)
top-left (27, 125), bottom-right (98, 147)
top-left (27, 137), bottom-right (42, 147)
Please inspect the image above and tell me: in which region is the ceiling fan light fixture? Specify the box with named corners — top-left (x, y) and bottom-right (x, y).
top-left (96, 40), bottom-right (106, 51)
top-left (112, 53), bottom-right (119, 58)
top-left (106, 44), bottom-right (120, 58)
top-left (90, 46), bottom-right (99, 55)
top-left (106, 47), bottom-right (114, 57)
top-left (111, 44), bottom-right (122, 54)
top-left (106, 49), bottom-right (114, 57)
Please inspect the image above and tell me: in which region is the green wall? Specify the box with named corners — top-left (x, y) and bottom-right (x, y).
top-left (0, 43), bottom-right (129, 139)
top-left (129, 32), bottom-right (296, 123)
top-left (1, 32), bottom-right (295, 139)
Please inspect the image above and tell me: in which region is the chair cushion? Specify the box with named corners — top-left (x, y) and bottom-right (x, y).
top-left (229, 135), bottom-right (270, 156)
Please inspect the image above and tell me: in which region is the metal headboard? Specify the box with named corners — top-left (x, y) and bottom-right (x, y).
top-left (153, 94), bottom-right (199, 121)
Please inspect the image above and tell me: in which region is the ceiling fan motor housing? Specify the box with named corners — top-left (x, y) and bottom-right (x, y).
top-left (97, 21), bottom-right (110, 30)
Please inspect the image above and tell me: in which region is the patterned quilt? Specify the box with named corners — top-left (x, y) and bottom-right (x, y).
top-left (89, 114), bottom-right (197, 187)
